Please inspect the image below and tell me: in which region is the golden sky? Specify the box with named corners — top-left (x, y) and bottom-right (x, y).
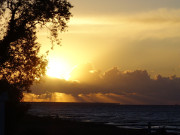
top-left (37, 0), bottom-right (180, 78)
top-left (24, 0), bottom-right (180, 104)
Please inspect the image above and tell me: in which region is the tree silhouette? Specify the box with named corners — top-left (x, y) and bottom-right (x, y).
top-left (0, 0), bottom-right (72, 92)
top-left (0, 0), bottom-right (72, 134)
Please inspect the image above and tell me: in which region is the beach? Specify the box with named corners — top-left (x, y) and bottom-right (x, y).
top-left (12, 115), bottom-right (177, 135)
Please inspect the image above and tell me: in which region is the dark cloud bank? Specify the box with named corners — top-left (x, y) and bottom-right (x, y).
top-left (31, 66), bottom-right (180, 105)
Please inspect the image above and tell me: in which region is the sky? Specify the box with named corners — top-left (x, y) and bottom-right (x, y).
top-left (24, 0), bottom-right (180, 104)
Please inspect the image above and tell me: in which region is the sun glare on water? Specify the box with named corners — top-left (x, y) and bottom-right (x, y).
top-left (46, 58), bottom-right (71, 80)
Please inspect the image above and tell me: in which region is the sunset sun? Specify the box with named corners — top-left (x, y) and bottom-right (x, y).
top-left (46, 58), bottom-right (71, 80)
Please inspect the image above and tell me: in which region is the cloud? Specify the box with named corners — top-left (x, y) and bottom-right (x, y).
top-left (66, 8), bottom-right (180, 45)
top-left (126, 8), bottom-right (180, 24)
top-left (28, 65), bottom-right (180, 104)
top-left (23, 92), bottom-right (77, 102)
top-left (71, 8), bottom-right (180, 24)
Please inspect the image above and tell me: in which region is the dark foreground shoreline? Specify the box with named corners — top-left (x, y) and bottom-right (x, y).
top-left (11, 115), bottom-right (178, 135)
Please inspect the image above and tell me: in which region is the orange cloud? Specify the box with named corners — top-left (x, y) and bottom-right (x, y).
top-left (23, 93), bottom-right (76, 102)
top-left (30, 65), bottom-right (180, 104)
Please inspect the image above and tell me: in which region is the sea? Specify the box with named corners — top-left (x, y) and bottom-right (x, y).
top-left (27, 102), bottom-right (180, 133)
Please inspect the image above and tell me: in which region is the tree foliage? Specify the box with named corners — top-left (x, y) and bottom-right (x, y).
top-left (0, 1), bottom-right (72, 134)
top-left (0, 0), bottom-right (73, 93)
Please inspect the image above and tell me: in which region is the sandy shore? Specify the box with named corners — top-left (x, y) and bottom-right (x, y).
top-left (11, 115), bottom-right (177, 135)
